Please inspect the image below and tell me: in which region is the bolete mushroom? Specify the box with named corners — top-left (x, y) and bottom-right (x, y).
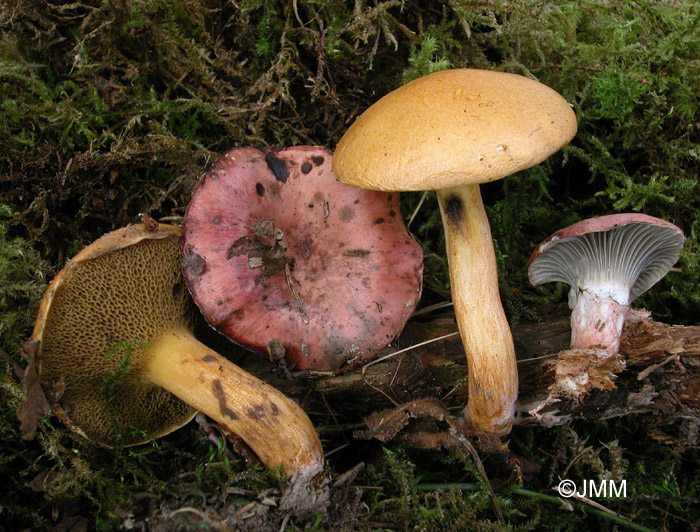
top-left (528, 213), bottom-right (685, 354)
top-left (31, 222), bottom-right (323, 480)
top-left (181, 146), bottom-right (423, 372)
top-left (332, 68), bottom-right (577, 435)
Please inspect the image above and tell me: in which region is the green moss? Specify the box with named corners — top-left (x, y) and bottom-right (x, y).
top-left (0, 206), bottom-right (50, 359)
top-left (361, 447), bottom-right (542, 531)
top-left (402, 34), bottom-right (451, 83)
top-left (2, 0), bottom-right (700, 529)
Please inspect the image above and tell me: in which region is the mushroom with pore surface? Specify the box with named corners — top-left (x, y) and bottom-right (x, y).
top-left (528, 213), bottom-right (685, 354)
top-left (30, 223), bottom-right (323, 481)
top-left (332, 68), bottom-right (577, 435)
top-left (181, 146), bottom-right (423, 372)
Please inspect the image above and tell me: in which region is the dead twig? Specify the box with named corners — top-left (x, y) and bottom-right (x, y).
top-left (285, 262), bottom-right (309, 324)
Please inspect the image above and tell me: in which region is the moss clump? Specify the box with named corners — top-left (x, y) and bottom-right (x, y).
top-left (0, 205), bottom-right (50, 359)
top-left (2, 0), bottom-right (700, 530)
top-left (362, 447), bottom-right (540, 531)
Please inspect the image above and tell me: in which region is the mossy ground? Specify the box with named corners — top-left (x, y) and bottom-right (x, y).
top-left (1, 0), bottom-right (699, 530)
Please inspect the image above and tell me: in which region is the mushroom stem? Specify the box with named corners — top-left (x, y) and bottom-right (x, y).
top-left (436, 185), bottom-right (518, 435)
top-left (144, 327), bottom-right (324, 479)
top-left (570, 290), bottom-right (630, 354)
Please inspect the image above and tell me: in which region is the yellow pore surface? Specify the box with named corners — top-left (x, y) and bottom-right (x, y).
top-left (38, 235), bottom-right (196, 446)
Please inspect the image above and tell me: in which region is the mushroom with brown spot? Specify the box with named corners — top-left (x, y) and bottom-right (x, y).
top-left (332, 69), bottom-right (577, 435)
top-left (181, 146), bottom-right (423, 372)
top-left (528, 213), bottom-right (685, 354)
top-left (30, 223), bottom-right (323, 481)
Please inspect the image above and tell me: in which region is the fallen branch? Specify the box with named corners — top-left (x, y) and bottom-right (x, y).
top-left (235, 310), bottom-right (700, 446)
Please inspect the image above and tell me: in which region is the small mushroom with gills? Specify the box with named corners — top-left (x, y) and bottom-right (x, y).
top-left (181, 146), bottom-right (423, 372)
top-left (528, 213), bottom-right (685, 354)
top-left (29, 223), bottom-right (323, 481)
top-left (332, 68), bottom-right (577, 435)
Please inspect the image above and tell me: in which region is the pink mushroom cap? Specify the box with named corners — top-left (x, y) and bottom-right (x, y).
top-left (182, 146), bottom-right (423, 372)
top-left (528, 213), bottom-right (685, 353)
top-left (528, 213), bottom-right (684, 304)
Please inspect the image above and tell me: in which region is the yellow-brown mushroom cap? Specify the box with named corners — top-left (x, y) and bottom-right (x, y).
top-left (32, 223), bottom-right (196, 446)
top-left (333, 68), bottom-right (577, 191)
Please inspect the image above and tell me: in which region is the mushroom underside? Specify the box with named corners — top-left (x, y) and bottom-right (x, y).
top-left (38, 236), bottom-right (197, 445)
top-left (528, 216), bottom-right (685, 353)
top-left (33, 225), bottom-right (325, 478)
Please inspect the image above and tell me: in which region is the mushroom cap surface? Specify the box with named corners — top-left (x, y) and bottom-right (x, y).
top-left (528, 213), bottom-right (685, 305)
top-left (32, 224), bottom-right (196, 446)
top-left (332, 68), bottom-right (577, 191)
top-left (182, 146), bottom-right (423, 372)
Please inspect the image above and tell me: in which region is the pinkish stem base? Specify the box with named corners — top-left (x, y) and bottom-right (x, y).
top-left (570, 290), bottom-right (630, 354)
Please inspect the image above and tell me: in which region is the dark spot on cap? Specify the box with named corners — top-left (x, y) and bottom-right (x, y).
top-left (213, 379), bottom-right (238, 420)
top-left (342, 249), bottom-right (371, 257)
top-left (389, 210), bottom-right (396, 217)
top-left (339, 206), bottom-right (355, 221)
top-left (255, 182), bottom-right (265, 196)
top-left (354, 198), bottom-right (360, 204)
top-left (266, 181), bottom-right (281, 197)
top-left (301, 162), bottom-right (312, 174)
top-left (246, 404), bottom-right (266, 420)
top-left (307, 203), bottom-right (314, 208)
top-left (296, 238), bottom-right (312, 260)
top-left (264, 152), bottom-right (289, 182)
top-left (202, 355), bottom-right (217, 363)
top-left (311, 156), bottom-right (325, 165)
top-left (387, 194), bottom-right (393, 201)
top-left (374, 218), bottom-right (385, 224)
top-left (270, 402), bottom-right (280, 415)
top-left (444, 195), bottom-right (463, 226)
top-left (212, 215), bottom-right (222, 225)
top-left (210, 171), bottom-right (219, 181)
top-left (182, 245), bottom-right (206, 277)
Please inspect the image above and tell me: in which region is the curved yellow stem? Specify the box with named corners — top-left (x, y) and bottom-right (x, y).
top-left (437, 185), bottom-right (518, 435)
top-left (146, 327), bottom-right (324, 479)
